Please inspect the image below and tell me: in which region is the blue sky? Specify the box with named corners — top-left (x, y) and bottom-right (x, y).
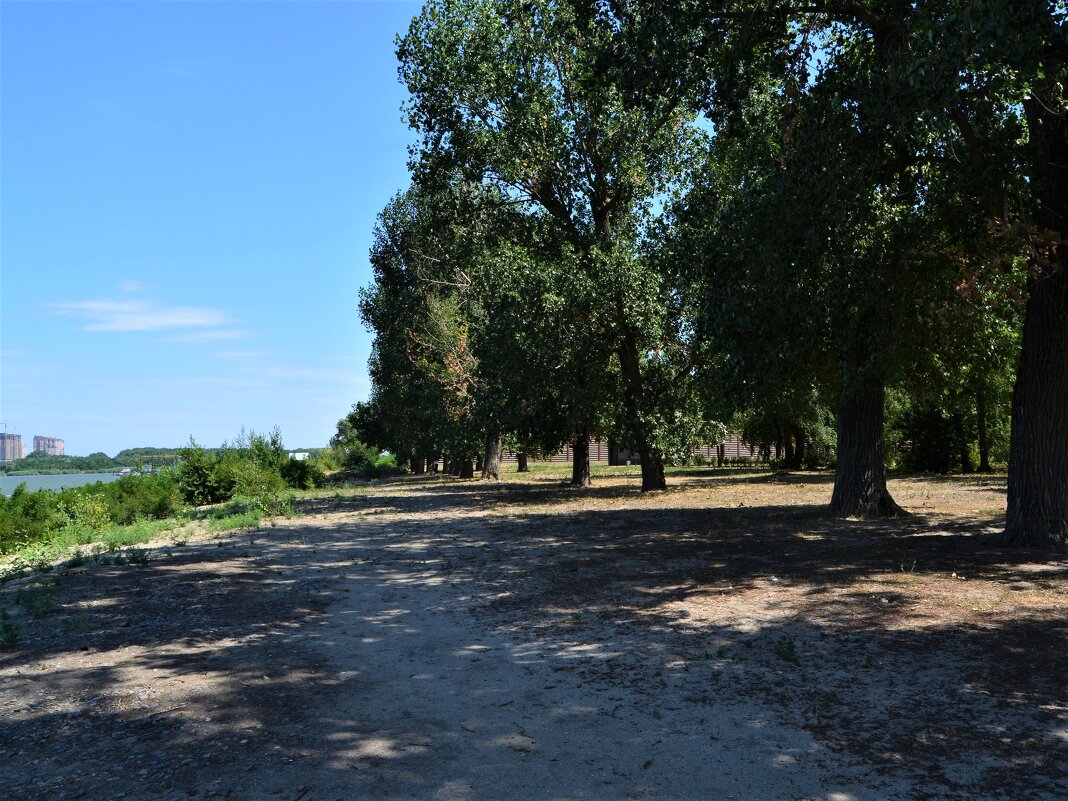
top-left (1, 0), bottom-right (421, 455)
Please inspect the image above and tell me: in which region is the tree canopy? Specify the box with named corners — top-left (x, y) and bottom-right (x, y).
top-left (343, 0), bottom-right (1068, 547)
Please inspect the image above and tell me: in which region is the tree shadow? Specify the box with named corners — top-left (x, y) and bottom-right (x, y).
top-left (1, 479), bottom-right (1064, 800)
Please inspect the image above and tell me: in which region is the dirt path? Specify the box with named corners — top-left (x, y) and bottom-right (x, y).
top-left (3, 471), bottom-right (1066, 800)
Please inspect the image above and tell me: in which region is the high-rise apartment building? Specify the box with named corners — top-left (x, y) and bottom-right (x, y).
top-left (0, 433), bottom-right (25, 462)
top-left (33, 435), bottom-right (65, 456)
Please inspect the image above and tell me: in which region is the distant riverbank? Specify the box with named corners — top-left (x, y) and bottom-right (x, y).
top-left (0, 472), bottom-right (120, 496)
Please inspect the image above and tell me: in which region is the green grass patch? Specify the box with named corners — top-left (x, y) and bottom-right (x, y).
top-left (206, 508), bottom-right (264, 534)
top-left (0, 517), bottom-right (186, 582)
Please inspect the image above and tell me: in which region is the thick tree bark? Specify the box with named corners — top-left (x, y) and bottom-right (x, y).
top-left (516, 452), bottom-right (529, 472)
top-left (1005, 92), bottom-right (1068, 548)
top-left (829, 381), bottom-right (905, 517)
top-left (607, 439), bottom-right (620, 466)
top-left (615, 318), bottom-right (662, 489)
top-left (976, 390), bottom-right (992, 473)
top-left (475, 453), bottom-right (484, 473)
top-left (717, 443), bottom-right (725, 467)
top-left (458, 459), bottom-right (474, 479)
top-left (481, 434), bottom-right (502, 480)
top-left (639, 450), bottom-right (666, 490)
top-left (1005, 266), bottom-right (1068, 544)
top-left (785, 428), bottom-right (805, 470)
top-left (570, 432), bottom-right (592, 487)
top-left (617, 333), bottom-right (667, 491)
top-left (410, 455), bottom-right (425, 474)
top-left (953, 412), bottom-right (975, 474)
top-left (1005, 270), bottom-right (1068, 545)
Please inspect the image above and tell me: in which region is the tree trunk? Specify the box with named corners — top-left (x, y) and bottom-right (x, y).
top-left (570, 432), bottom-right (591, 487)
top-left (976, 389), bottom-right (991, 473)
top-left (458, 459), bottom-right (474, 479)
top-left (516, 452), bottom-right (529, 473)
top-left (607, 439), bottom-right (620, 466)
top-left (717, 443), bottom-right (725, 467)
top-left (481, 435), bottom-right (502, 480)
top-left (1005, 269), bottom-right (1068, 545)
top-left (475, 453), bottom-right (484, 473)
top-left (639, 449), bottom-right (666, 490)
top-left (410, 455), bottom-right (425, 474)
top-left (785, 428), bottom-right (805, 470)
top-left (953, 412), bottom-right (975, 474)
top-left (617, 334), bottom-right (666, 491)
top-left (829, 381), bottom-right (905, 517)
top-left (1005, 91), bottom-right (1068, 548)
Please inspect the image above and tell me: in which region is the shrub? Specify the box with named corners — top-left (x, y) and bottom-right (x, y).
top-left (101, 473), bottom-right (181, 525)
top-left (0, 484), bottom-right (65, 553)
top-left (281, 458), bottom-right (325, 490)
top-left (230, 460), bottom-right (288, 514)
top-left (58, 492), bottom-right (112, 530)
top-left (372, 452), bottom-right (398, 474)
top-left (176, 442), bottom-right (232, 505)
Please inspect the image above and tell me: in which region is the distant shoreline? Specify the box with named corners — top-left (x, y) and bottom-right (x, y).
top-left (0, 469), bottom-right (126, 477)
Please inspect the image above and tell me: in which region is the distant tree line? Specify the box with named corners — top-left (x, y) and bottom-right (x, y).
top-left (342, 1), bottom-right (1066, 547)
top-left (0, 448), bottom-right (183, 476)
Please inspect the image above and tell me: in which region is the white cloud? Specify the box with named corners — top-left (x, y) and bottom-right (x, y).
top-left (51, 298), bottom-right (232, 332)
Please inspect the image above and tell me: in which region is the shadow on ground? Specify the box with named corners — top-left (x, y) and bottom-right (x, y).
top-left (1, 471), bottom-right (1063, 800)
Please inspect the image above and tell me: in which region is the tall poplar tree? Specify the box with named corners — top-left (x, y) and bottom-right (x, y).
top-left (397, 0), bottom-right (708, 490)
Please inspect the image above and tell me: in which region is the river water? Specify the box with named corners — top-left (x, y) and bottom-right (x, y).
top-left (0, 472), bottom-right (121, 496)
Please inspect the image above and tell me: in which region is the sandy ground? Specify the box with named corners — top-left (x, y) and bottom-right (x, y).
top-left (1, 468), bottom-right (1065, 800)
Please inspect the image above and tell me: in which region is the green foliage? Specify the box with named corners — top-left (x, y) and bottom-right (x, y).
top-left (100, 473), bottom-right (181, 525)
top-left (205, 508), bottom-right (264, 534)
top-left (344, 1), bottom-right (1040, 510)
top-left (373, 452), bottom-right (398, 473)
top-left (0, 484), bottom-right (66, 550)
top-left (230, 461), bottom-right (288, 514)
top-left (280, 458), bottom-right (326, 490)
top-left (58, 493), bottom-right (112, 531)
top-left (176, 429), bottom-right (300, 510)
top-left (176, 440), bottom-right (232, 506)
top-left (331, 415), bottom-right (383, 472)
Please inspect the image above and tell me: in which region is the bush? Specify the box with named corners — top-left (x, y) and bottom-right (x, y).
top-left (337, 439), bottom-right (379, 473)
top-left (176, 443), bottom-right (232, 505)
top-left (230, 460), bottom-right (289, 514)
top-left (58, 492), bottom-right (112, 530)
top-left (372, 452), bottom-right (398, 474)
top-left (281, 458), bottom-right (326, 490)
top-left (0, 484), bottom-right (64, 552)
top-left (101, 473), bottom-right (181, 525)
